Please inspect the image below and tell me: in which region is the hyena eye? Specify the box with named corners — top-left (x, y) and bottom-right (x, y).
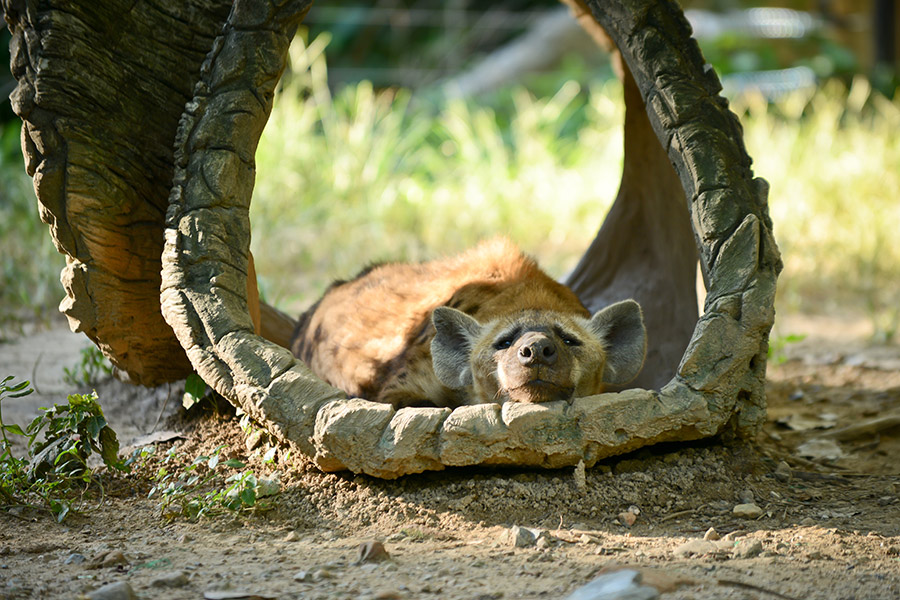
top-left (493, 338), bottom-right (513, 350)
top-left (561, 334), bottom-right (582, 347)
top-left (553, 326), bottom-right (582, 347)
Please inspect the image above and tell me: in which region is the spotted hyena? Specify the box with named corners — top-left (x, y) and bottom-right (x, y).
top-left (290, 239), bottom-right (646, 408)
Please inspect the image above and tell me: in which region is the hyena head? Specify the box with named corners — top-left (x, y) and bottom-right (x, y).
top-left (430, 300), bottom-right (647, 404)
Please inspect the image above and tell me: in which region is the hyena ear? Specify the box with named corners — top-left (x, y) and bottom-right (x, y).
top-left (589, 299), bottom-right (647, 385)
top-left (431, 306), bottom-right (482, 389)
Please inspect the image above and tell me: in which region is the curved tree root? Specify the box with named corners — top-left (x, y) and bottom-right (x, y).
top-left (166, 0), bottom-right (781, 477)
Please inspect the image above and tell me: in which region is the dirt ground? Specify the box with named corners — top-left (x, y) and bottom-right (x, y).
top-left (1, 315), bottom-right (899, 600)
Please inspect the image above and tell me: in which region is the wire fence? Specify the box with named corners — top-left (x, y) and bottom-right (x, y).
top-left (303, 3), bottom-right (833, 96)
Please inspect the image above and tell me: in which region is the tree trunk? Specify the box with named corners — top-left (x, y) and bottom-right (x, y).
top-left (561, 0), bottom-right (698, 390)
top-left (6, 0), bottom-right (780, 477)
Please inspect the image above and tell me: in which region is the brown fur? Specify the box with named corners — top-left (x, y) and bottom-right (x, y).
top-left (291, 239), bottom-right (645, 408)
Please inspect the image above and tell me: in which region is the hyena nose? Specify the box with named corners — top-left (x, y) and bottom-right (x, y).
top-left (517, 333), bottom-right (557, 366)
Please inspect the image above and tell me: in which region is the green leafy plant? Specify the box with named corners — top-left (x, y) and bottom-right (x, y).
top-left (146, 444), bottom-right (277, 521)
top-left (62, 345), bottom-right (114, 387)
top-left (181, 373), bottom-right (209, 411)
top-left (767, 333), bottom-right (807, 365)
top-left (1, 378), bottom-right (125, 521)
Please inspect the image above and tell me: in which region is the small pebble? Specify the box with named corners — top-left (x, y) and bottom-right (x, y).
top-left (87, 550), bottom-right (128, 570)
top-left (733, 503), bottom-right (764, 519)
top-left (774, 461), bottom-right (792, 483)
top-left (245, 429), bottom-right (266, 451)
top-left (150, 571), bottom-right (189, 588)
top-left (283, 531), bottom-right (300, 542)
top-left (673, 539), bottom-right (718, 558)
top-left (87, 581), bottom-right (136, 600)
top-left (256, 477), bottom-right (281, 498)
top-left (357, 540), bottom-right (390, 564)
top-left (507, 525), bottom-right (536, 548)
top-left (703, 528), bottom-right (720, 541)
top-left (733, 539), bottom-right (764, 559)
top-left (617, 511), bottom-right (637, 527)
top-left (738, 489), bottom-right (755, 504)
top-left (64, 553), bottom-right (87, 565)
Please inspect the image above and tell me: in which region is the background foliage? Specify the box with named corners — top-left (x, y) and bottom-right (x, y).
top-left (1, 4), bottom-right (898, 343)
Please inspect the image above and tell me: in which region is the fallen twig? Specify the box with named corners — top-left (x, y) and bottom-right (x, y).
top-left (718, 578), bottom-right (801, 600)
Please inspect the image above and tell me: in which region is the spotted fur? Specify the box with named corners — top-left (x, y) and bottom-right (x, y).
top-left (290, 239), bottom-right (646, 408)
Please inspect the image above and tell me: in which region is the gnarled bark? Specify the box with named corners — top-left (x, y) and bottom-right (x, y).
top-left (3, 0), bottom-right (233, 384)
top-left (160, 0), bottom-right (780, 477)
top-left (8, 0), bottom-right (780, 477)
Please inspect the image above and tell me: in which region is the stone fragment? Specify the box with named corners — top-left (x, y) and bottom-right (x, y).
top-left (774, 461), bottom-right (792, 483)
top-left (256, 476), bottom-right (280, 498)
top-left (573, 460), bottom-right (586, 490)
top-left (733, 503), bottom-right (764, 519)
top-left (245, 429), bottom-right (266, 451)
top-left (673, 539), bottom-right (718, 558)
top-left (738, 489), bottom-right (754, 504)
top-left (564, 569), bottom-right (659, 600)
top-left (283, 531), bottom-right (300, 542)
top-left (64, 552), bottom-right (86, 564)
top-left (87, 550), bottom-right (128, 569)
top-left (87, 581), bottom-right (136, 600)
top-left (506, 525), bottom-right (537, 548)
top-left (797, 439), bottom-right (844, 461)
top-left (356, 540), bottom-right (390, 564)
top-left (618, 511), bottom-right (638, 527)
top-left (703, 527), bottom-right (720, 541)
top-left (150, 571), bottom-right (190, 588)
top-left (733, 539), bottom-right (763, 559)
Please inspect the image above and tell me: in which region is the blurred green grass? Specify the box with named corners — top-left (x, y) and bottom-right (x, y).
top-left (2, 35), bottom-right (898, 343)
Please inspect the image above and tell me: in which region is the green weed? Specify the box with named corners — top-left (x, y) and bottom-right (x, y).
top-left (0, 122), bottom-right (64, 337)
top-left (0, 377), bottom-right (126, 521)
top-left (146, 444), bottom-right (278, 521)
top-left (62, 345), bottom-right (114, 388)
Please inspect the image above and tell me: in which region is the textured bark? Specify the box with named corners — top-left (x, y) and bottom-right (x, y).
top-left (564, 53), bottom-right (698, 391)
top-left (160, 0), bottom-right (780, 477)
top-left (9, 0), bottom-right (779, 476)
top-left (3, 0), bottom-right (233, 384)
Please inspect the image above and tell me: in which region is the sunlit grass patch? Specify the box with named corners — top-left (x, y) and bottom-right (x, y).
top-left (250, 35), bottom-right (622, 311)
top-left (0, 124), bottom-right (64, 338)
top-left (738, 77), bottom-right (900, 340)
top-left (251, 36), bottom-right (900, 343)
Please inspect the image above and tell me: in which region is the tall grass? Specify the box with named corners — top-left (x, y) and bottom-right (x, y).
top-left (0, 123), bottom-right (64, 338)
top-left (251, 34), bottom-right (623, 310)
top-left (251, 37), bottom-right (900, 343)
top-left (736, 77), bottom-right (900, 340)
top-left (1, 34), bottom-right (897, 343)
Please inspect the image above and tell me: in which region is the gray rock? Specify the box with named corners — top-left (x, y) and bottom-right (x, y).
top-left (673, 539), bottom-right (718, 559)
top-left (87, 581), bottom-right (136, 600)
top-left (564, 569), bottom-right (659, 600)
top-left (507, 525), bottom-right (537, 548)
top-left (733, 503), bottom-right (764, 519)
top-left (64, 553), bottom-right (87, 565)
top-left (733, 539), bottom-right (763, 559)
top-left (256, 476), bottom-right (281, 498)
top-left (150, 570), bottom-right (189, 588)
top-left (774, 461), bottom-right (792, 483)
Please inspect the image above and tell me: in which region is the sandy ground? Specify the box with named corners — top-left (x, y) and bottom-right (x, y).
top-left (1, 316), bottom-right (899, 600)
